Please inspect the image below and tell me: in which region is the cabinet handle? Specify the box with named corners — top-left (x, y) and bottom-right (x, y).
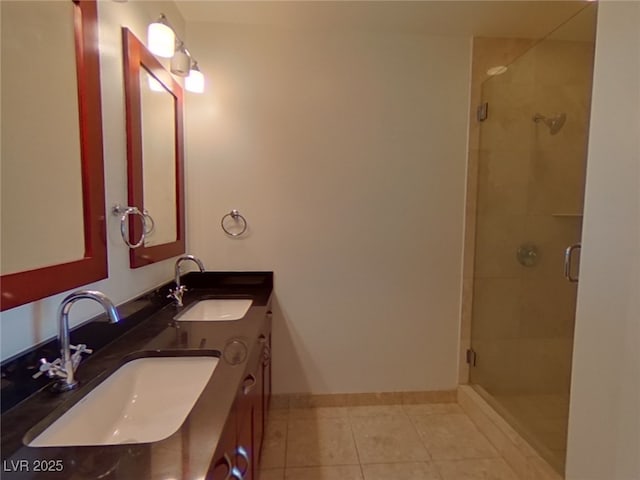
top-left (221, 454), bottom-right (234, 480)
top-left (235, 446), bottom-right (250, 476)
top-left (258, 334), bottom-right (267, 344)
top-left (229, 466), bottom-right (244, 480)
top-left (262, 344), bottom-right (271, 367)
top-left (243, 373), bottom-right (256, 395)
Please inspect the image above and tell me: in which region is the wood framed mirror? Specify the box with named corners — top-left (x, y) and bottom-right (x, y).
top-left (0, 0), bottom-right (107, 311)
top-left (122, 28), bottom-right (185, 269)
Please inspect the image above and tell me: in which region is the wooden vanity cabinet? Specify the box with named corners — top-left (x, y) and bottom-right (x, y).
top-left (208, 409), bottom-right (238, 479)
top-left (207, 359), bottom-right (259, 480)
top-left (236, 334), bottom-right (262, 480)
top-left (208, 313), bottom-right (272, 480)
top-left (257, 313), bottom-right (273, 464)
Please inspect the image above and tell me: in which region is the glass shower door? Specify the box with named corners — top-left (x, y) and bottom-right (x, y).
top-left (469, 5), bottom-right (597, 474)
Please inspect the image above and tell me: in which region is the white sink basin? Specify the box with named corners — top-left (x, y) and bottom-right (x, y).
top-left (28, 356), bottom-right (218, 447)
top-left (175, 299), bottom-right (252, 321)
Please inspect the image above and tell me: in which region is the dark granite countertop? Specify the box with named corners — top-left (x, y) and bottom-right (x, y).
top-left (1, 271), bottom-right (273, 479)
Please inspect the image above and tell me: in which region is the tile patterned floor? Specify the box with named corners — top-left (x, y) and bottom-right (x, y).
top-left (259, 403), bottom-right (522, 480)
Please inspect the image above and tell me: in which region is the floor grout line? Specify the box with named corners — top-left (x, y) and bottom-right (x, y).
top-left (282, 406), bottom-right (290, 474)
top-left (345, 408), bottom-right (367, 479)
top-left (406, 410), bottom-right (436, 463)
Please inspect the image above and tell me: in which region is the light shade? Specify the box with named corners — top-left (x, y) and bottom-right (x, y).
top-left (185, 63), bottom-right (205, 93)
top-left (147, 19), bottom-right (175, 58)
top-left (171, 46), bottom-right (191, 77)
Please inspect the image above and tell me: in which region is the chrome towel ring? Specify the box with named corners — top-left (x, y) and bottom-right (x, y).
top-left (142, 210), bottom-right (155, 235)
top-left (221, 209), bottom-right (248, 237)
top-left (112, 204), bottom-right (154, 248)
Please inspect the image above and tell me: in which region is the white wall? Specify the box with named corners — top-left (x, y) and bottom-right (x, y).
top-left (185, 23), bottom-right (471, 394)
top-left (566, 2), bottom-right (640, 479)
top-left (0, 1), bottom-right (186, 361)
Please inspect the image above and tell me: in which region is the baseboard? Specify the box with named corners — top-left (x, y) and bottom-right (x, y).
top-left (270, 389), bottom-right (457, 409)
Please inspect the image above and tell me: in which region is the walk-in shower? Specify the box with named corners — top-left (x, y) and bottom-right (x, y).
top-left (468, 4), bottom-right (597, 474)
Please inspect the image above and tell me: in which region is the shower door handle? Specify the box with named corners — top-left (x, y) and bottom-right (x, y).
top-left (564, 244), bottom-right (581, 282)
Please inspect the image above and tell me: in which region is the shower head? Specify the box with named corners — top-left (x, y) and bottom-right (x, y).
top-left (533, 112), bottom-right (566, 135)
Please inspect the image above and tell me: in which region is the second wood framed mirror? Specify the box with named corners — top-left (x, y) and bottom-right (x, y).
top-left (122, 28), bottom-right (185, 268)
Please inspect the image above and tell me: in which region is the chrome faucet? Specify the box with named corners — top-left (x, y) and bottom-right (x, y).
top-left (33, 290), bottom-right (120, 392)
top-left (168, 255), bottom-right (205, 307)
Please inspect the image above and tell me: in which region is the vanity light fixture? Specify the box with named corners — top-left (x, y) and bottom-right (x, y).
top-left (148, 13), bottom-right (206, 93)
top-left (147, 14), bottom-right (175, 58)
top-left (171, 43), bottom-right (191, 77)
top-left (185, 61), bottom-right (205, 93)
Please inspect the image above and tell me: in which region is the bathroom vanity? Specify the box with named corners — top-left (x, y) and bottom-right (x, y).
top-left (0, 272), bottom-right (273, 480)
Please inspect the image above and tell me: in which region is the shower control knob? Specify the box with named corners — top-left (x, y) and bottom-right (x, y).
top-left (516, 244), bottom-right (539, 267)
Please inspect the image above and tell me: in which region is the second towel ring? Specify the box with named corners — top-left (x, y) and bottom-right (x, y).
top-left (221, 210), bottom-right (248, 237)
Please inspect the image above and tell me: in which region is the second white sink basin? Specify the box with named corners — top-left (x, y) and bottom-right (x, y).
top-left (175, 299), bottom-right (252, 321)
top-left (28, 355), bottom-right (218, 447)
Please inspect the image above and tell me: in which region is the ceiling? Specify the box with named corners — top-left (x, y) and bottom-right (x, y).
top-left (174, 1), bottom-right (592, 39)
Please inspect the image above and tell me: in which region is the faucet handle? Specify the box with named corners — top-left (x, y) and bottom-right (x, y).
top-left (70, 344), bottom-right (93, 355)
top-left (167, 285), bottom-right (186, 296)
top-left (32, 358), bottom-right (63, 379)
top-left (70, 344), bottom-right (93, 372)
top-left (167, 285), bottom-right (187, 306)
